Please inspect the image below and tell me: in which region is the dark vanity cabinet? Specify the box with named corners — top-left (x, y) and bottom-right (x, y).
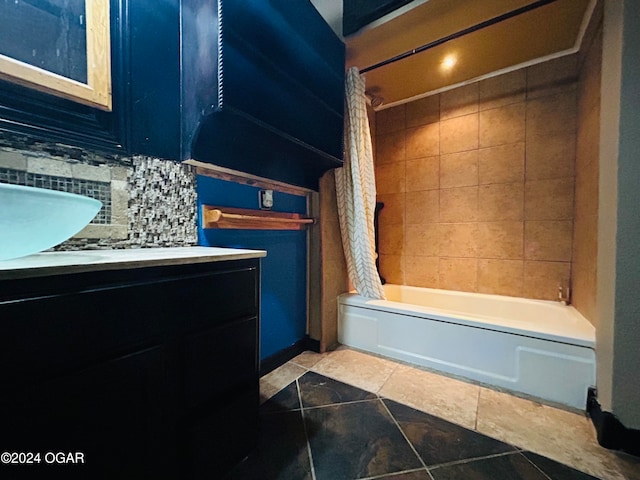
top-left (0, 258), bottom-right (260, 479)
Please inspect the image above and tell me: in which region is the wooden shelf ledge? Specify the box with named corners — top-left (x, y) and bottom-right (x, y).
top-left (202, 205), bottom-right (315, 230)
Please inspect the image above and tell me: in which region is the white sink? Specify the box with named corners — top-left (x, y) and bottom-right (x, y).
top-left (0, 183), bottom-right (102, 261)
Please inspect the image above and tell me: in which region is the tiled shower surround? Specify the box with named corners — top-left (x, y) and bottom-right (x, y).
top-left (0, 146), bottom-right (198, 250)
top-left (374, 54), bottom-right (583, 301)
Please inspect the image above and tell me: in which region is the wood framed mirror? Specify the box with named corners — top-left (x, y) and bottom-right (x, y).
top-left (0, 0), bottom-right (111, 111)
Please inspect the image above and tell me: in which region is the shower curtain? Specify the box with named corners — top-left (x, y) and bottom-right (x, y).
top-left (335, 67), bottom-right (386, 300)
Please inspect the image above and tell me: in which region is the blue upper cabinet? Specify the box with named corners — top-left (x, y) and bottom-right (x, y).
top-left (0, 0), bottom-right (344, 190)
top-left (132, 0), bottom-right (345, 190)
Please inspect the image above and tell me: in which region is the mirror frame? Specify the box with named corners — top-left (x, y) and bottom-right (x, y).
top-left (0, 1), bottom-right (112, 111)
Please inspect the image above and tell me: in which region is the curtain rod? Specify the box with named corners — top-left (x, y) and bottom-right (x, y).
top-left (359, 0), bottom-right (560, 74)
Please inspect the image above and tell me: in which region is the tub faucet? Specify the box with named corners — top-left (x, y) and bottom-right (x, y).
top-left (558, 284), bottom-right (571, 305)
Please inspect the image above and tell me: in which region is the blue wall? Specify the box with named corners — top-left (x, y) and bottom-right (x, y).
top-left (197, 176), bottom-right (307, 360)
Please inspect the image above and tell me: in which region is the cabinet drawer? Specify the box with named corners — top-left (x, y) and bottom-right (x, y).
top-left (0, 264), bottom-right (258, 389)
top-left (0, 345), bottom-right (168, 479)
top-left (183, 316), bottom-right (258, 409)
top-left (186, 386), bottom-right (259, 479)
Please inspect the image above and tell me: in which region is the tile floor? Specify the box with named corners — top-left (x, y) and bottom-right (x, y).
top-left (229, 348), bottom-right (640, 480)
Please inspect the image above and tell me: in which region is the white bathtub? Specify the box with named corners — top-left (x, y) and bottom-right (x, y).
top-left (338, 285), bottom-right (596, 410)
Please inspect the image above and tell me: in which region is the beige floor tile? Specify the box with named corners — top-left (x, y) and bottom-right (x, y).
top-left (378, 364), bottom-right (480, 430)
top-left (260, 362), bottom-right (307, 403)
top-left (310, 348), bottom-right (400, 393)
top-left (289, 350), bottom-right (327, 369)
top-left (476, 388), bottom-right (637, 480)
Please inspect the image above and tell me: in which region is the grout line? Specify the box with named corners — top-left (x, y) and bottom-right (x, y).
top-left (296, 377), bottom-right (317, 480)
top-left (519, 451), bottom-right (555, 480)
top-left (475, 388), bottom-right (481, 431)
top-left (379, 398), bottom-right (434, 479)
top-left (428, 450), bottom-right (521, 471)
top-left (358, 467), bottom-right (429, 480)
top-left (303, 398), bottom-right (379, 412)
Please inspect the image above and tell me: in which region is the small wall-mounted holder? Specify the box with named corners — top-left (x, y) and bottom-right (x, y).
top-left (202, 205), bottom-right (314, 231)
top-left (259, 189), bottom-right (273, 210)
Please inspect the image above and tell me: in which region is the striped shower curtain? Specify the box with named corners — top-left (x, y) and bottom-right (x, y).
top-left (335, 67), bottom-right (386, 300)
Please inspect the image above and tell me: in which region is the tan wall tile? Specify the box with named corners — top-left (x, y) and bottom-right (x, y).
top-left (322, 219), bottom-right (344, 262)
top-left (440, 114), bottom-right (479, 154)
top-left (439, 223), bottom-right (478, 258)
top-left (523, 261), bottom-right (571, 300)
top-left (478, 259), bottom-right (524, 297)
top-left (524, 220), bottom-right (573, 261)
top-left (527, 54), bottom-right (578, 99)
top-left (570, 27), bottom-right (600, 326)
top-left (376, 104), bottom-right (406, 134)
top-left (479, 103), bottom-right (525, 148)
top-left (377, 193), bottom-right (405, 226)
top-left (575, 108), bottom-right (600, 219)
top-left (320, 170), bottom-right (339, 217)
top-left (477, 221), bottom-right (524, 259)
top-left (526, 133), bottom-right (576, 181)
top-left (441, 83), bottom-right (479, 120)
top-left (440, 151), bottom-right (479, 188)
top-left (526, 92), bottom-right (577, 138)
top-left (369, 55), bottom-right (581, 301)
top-left (405, 256), bottom-right (439, 288)
top-left (376, 131), bottom-right (405, 165)
top-left (379, 223), bottom-right (405, 255)
top-left (406, 190), bottom-right (439, 224)
top-left (571, 259), bottom-right (597, 326)
top-left (406, 123), bottom-right (440, 159)
top-left (406, 94), bottom-right (440, 127)
top-left (524, 178), bottom-right (575, 220)
top-left (478, 183), bottom-right (524, 221)
top-left (406, 156), bottom-right (439, 192)
top-left (572, 214), bottom-right (598, 324)
top-left (578, 29), bottom-right (602, 119)
top-left (376, 162), bottom-right (406, 194)
top-left (405, 224), bottom-right (439, 256)
top-left (439, 186), bottom-right (478, 222)
top-left (572, 214), bottom-right (598, 272)
top-left (439, 257), bottom-right (478, 292)
top-left (478, 143), bottom-right (525, 185)
top-left (572, 218), bottom-right (596, 321)
top-left (479, 69), bottom-right (526, 111)
top-left (379, 254), bottom-right (404, 284)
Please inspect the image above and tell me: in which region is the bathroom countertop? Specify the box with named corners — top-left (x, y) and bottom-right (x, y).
top-left (0, 246), bottom-right (266, 280)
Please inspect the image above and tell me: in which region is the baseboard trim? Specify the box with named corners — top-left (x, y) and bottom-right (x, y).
top-left (587, 387), bottom-right (640, 457)
top-left (260, 336), bottom-right (320, 377)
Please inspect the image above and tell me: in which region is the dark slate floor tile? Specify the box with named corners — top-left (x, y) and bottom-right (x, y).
top-left (523, 452), bottom-right (602, 480)
top-left (298, 371), bottom-right (377, 408)
top-left (430, 453), bottom-right (549, 480)
top-left (261, 380), bottom-right (301, 414)
top-left (225, 410), bottom-right (311, 480)
top-left (384, 398), bottom-right (516, 467)
top-left (374, 469), bottom-right (432, 479)
top-left (305, 399), bottom-right (423, 480)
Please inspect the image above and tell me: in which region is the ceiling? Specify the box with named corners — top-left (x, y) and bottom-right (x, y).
top-left (345, 0), bottom-right (594, 108)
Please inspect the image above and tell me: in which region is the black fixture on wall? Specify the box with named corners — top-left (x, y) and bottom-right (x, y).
top-left (587, 387), bottom-right (640, 457)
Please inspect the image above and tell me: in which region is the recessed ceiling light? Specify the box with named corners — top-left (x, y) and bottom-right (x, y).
top-left (441, 54), bottom-right (457, 71)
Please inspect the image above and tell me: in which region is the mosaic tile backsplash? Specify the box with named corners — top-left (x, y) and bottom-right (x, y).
top-left (128, 156), bottom-right (198, 247)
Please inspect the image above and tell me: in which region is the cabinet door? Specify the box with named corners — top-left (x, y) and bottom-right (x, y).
top-left (0, 345), bottom-right (170, 479)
